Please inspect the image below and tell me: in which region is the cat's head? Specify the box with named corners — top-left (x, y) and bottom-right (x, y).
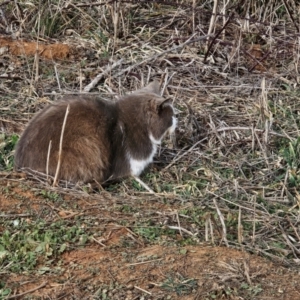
top-left (137, 81), bottom-right (177, 144)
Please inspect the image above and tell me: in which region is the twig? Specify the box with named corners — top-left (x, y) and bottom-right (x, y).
top-left (127, 259), bottom-right (163, 266)
top-left (54, 64), bottom-right (61, 92)
top-left (213, 198), bottom-right (229, 246)
top-left (84, 59), bottom-right (124, 92)
top-left (133, 176), bottom-right (155, 194)
top-left (214, 126), bottom-right (291, 139)
top-left (53, 104), bottom-right (70, 186)
top-left (7, 281), bottom-right (47, 299)
top-left (134, 286), bottom-right (152, 295)
top-left (64, 0), bottom-right (114, 9)
top-left (282, 0), bottom-right (299, 33)
top-left (91, 236), bottom-right (107, 247)
top-left (167, 225), bottom-right (196, 237)
top-left (164, 137), bottom-right (207, 170)
top-left (46, 140), bottom-right (52, 182)
top-left (251, 196), bottom-right (256, 246)
top-left (248, 50), bottom-right (271, 72)
top-left (204, 9), bottom-right (235, 63)
top-left (206, 0), bottom-right (218, 50)
top-left (0, 8), bottom-right (8, 26)
top-left (0, 214), bottom-right (31, 218)
top-left (243, 260), bottom-right (252, 285)
top-left (175, 211), bottom-right (182, 237)
top-left (113, 34), bottom-right (212, 79)
top-left (238, 207), bottom-right (243, 244)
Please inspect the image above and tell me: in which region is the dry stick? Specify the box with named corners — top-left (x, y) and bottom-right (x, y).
top-left (251, 124), bottom-right (255, 151)
top-left (282, 0), bottom-right (300, 33)
top-left (167, 225), bottom-right (195, 237)
top-left (32, 1), bottom-right (41, 88)
top-left (192, 0), bottom-right (196, 33)
top-left (208, 114), bottom-right (225, 147)
top-left (164, 137), bottom-right (207, 170)
top-left (0, 8), bottom-right (8, 26)
top-left (214, 126), bottom-right (290, 139)
top-left (207, 0), bottom-right (218, 46)
top-left (248, 50), bottom-right (271, 72)
top-left (238, 207), bottom-right (243, 244)
top-left (53, 104), bottom-right (70, 186)
top-left (287, 217), bottom-right (300, 242)
top-left (205, 218), bottom-right (209, 241)
top-left (133, 176), bottom-right (155, 194)
top-left (213, 198), bottom-right (229, 247)
top-left (46, 140), bottom-right (52, 182)
top-left (162, 72), bottom-right (176, 96)
top-left (208, 192), bottom-right (260, 214)
top-left (111, 0), bottom-right (120, 43)
top-left (254, 130), bottom-right (269, 167)
top-left (221, 0), bottom-right (230, 40)
top-left (83, 59), bottom-right (123, 92)
top-left (7, 281), bottom-right (47, 299)
top-left (0, 214), bottom-right (31, 218)
top-left (280, 224), bottom-right (300, 257)
top-left (54, 64), bottom-right (61, 92)
top-left (64, 0), bottom-right (114, 9)
top-left (204, 9), bottom-right (235, 63)
top-left (134, 286), bottom-right (152, 295)
top-left (127, 258), bottom-right (163, 266)
top-left (209, 217), bottom-right (214, 244)
top-left (113, 34), bottom-right (212, 79)
top-left (281, 168), bottom-right (289, 198)
top-left (175, 211), bottom-right (183, 237)
top-left (251, 196), bottom-right (256, 246)
top-left (243, 261), bottom-right (252, 285)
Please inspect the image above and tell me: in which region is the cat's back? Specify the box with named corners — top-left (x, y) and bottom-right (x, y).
top-left (14, 95), bottom-right (118, 182)
top-left (19, 95), bottom-right (116, 141)
top-left (32, 95), bottom-right (115, 126)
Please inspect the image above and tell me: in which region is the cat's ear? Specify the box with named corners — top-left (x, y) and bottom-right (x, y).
top-left (140, 80), bottom-right (161, 95)
top-left (158, 98), bottom-right (172, 111)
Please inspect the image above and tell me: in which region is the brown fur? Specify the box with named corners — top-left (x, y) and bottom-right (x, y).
top-left (14, 82), bottom-right (176, 183)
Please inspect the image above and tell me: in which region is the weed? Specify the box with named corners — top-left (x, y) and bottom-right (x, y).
top-left (0, 219), bottom-right (88, 273)
top-left (134, 225), bottom-right (176, 243)
top-left (280, 137), bottom-right (300, 187)
top-left (0, 134), bottom-right (18, 171)
top-left (39, 190), bottom-right (62, 202)
top-left (161, 273), bottom-right (198, 295)
top-left (240, 282), bottom-right (263, 297)
top-left (0, 281), bottom-right (11, 299)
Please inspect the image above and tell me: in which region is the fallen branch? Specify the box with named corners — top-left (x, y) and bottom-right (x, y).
top-left (84, 59), bottom-right (124, 92)
top-left (7, 281), bottom-right (47, 299)
top-left (214, 126), bottom-right (292, 139)
top-left (113, 34), bottom-right (212, 79)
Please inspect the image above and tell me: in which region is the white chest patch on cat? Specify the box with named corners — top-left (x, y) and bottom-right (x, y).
top-left (129, 143), bottom-right (158, 176)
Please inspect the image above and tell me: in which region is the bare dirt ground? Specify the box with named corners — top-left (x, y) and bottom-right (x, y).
top-left (2, 178), bottom-right (300, 300)
top-left (1, 1), bottom-right (300, 299)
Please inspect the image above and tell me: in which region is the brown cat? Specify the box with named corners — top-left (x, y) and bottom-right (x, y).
top-left (14, 81), bottom-right (177, 184)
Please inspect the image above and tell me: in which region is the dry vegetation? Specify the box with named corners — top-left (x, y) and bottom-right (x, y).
top-left (1, 0), bottom-right (300, 299)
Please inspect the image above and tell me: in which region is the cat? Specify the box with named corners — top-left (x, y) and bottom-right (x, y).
top-left (14, 81), bottom-right (177, 184)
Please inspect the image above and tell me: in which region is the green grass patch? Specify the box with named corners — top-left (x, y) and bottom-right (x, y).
top-left (0, 134), bottom-right (18, 171)
top-left (0, 219), bottom-right (89, 273)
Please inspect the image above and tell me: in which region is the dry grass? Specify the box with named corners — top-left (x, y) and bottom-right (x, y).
top-left (1, 0), bottom-right (300, 298)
